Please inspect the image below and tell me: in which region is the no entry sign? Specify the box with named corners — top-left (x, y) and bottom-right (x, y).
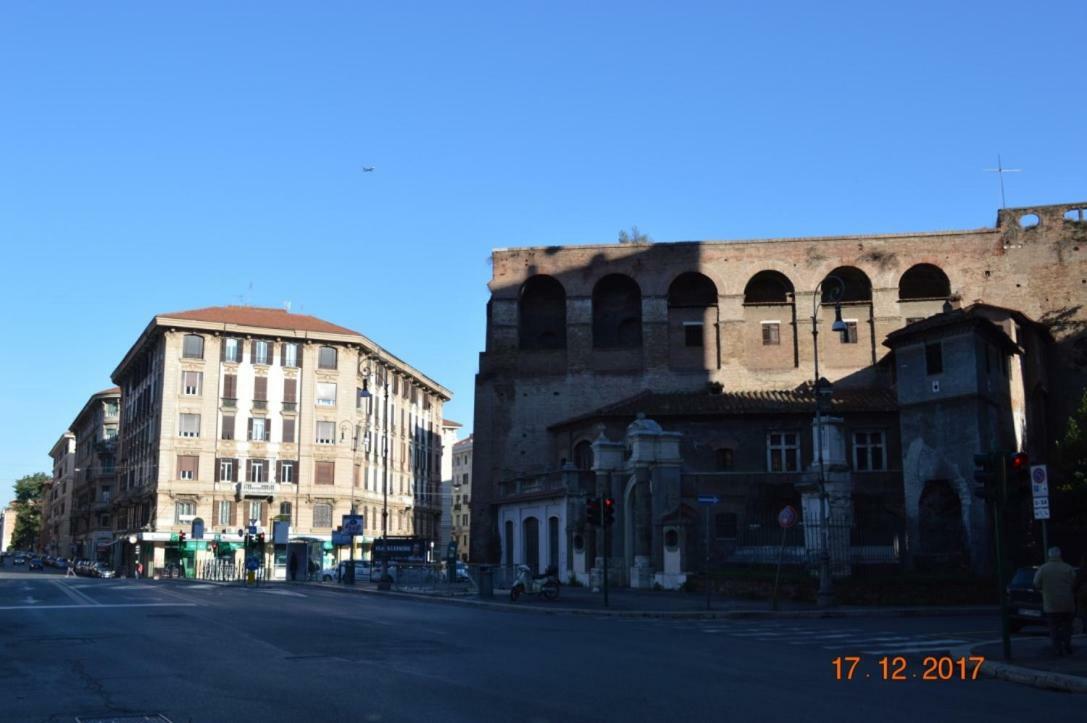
top-left (778, 505), bottom-right (799, 529)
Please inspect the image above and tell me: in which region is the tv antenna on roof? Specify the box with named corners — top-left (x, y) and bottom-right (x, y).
top-left (984, 154), bottom-right (1021, 209)
top-left (233, 281), bottom-right (254, 307)
top-left (283, 300), bottom-right (292, 313)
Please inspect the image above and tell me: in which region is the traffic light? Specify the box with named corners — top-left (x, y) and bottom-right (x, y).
top-left (178, 531), bottom-right (187, 543)
top-left (585, 496), bottom-right (601, 526)
top-left (973, 453), bottom-right (997, 501)
top-left (602, 497), bottom-right (616, 527)
top-left (1005, 452), bottom-right (1030, 501)
top-left (256, 532), bottom-right (265, 545)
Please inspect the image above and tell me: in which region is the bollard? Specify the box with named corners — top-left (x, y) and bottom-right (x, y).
top-left (478, 566), bottom-right (494, 599)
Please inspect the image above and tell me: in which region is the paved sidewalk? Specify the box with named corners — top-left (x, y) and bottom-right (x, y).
top-left (281, 577), bottom-right (994, 619)
top-left (960, 634), bottom-right (1087, 693)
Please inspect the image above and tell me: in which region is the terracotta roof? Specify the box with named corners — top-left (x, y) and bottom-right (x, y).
top-left (442, 419), bottom-right (463, 428)
top-left (94, 386), bottom-right (121, 396)
top-left (551, 386), bottom-right (898, 429)
top-left (158, 306), bottom-right (359, 336)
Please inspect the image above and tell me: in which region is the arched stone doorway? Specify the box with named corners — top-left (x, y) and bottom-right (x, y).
top-left (918, 480), bottom-right (967, 568)
top-left (522, 516), bottom-right (540, 573)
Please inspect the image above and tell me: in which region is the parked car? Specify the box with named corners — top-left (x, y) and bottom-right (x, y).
top-left (12, 555), bottom-right (27, 566)
top-left (1007, 566), bottom-right (1044, 632)
top-left (92, 563), bottom-right (115, 579)
top-left (28, 557), bottom-right (44, 571)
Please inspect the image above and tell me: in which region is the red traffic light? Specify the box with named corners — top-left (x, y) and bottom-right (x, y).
top-left (1008, 452), bottom-right (1029, 472)
top-left (178, 531), bottom-right (187, 543)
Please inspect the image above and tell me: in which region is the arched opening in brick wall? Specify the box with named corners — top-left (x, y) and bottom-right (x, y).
top-left (743, 270), bottom-right (794, 304)
top-left (822, 266), bottom-right (872, 303)
top-left (668, 271), bottom-right (719, 368)
top-left (592, 274), bottom-right (643, 349)
top-left (573, 440), bottom-right (593, 470)
top-left (519, 275), bottom-right (567, 350)
top-left (898, 264), bottom-right (951, 300)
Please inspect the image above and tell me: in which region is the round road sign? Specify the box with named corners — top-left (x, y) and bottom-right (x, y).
top-left (778, 505), bottom-right (799, 529)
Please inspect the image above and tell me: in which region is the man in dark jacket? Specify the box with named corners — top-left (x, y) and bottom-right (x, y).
top-left (1034, 547), bottom-right (1076, 656)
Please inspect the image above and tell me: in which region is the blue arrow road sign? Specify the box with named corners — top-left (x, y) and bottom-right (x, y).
top-left (697, 495), bottom-right (719, 505)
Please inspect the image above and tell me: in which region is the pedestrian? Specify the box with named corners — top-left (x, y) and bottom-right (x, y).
top-left (135, 561), bottom-right (144, 580)
top-left (1033, 546), bottom-right (1076, 656)
top-left (288, 555), bottom-right (298, 582)
top-left (65, 559), bottom-right (75, 577)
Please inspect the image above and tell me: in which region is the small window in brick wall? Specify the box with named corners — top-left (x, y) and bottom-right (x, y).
top-left (925, 342), bottom-right (943, 375)
top-left (683, 322), bottom-right (704, 347)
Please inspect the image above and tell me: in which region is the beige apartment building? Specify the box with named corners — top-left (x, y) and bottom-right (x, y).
top-left (45, 432), bottom-right (76, 556)
top-left (69, 388), bottom-right (121, 561)
top-left (1, 506), bottom-right (17, 553)
top-left (451, 434), bottom-right (473, 561)
top-left (110, 305), bottom-right (452, 577)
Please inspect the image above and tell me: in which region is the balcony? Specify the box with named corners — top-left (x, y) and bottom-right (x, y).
top-left (222, 397), bottom-right (238, 409)
top-left (253, 399), bottom-right (268, 411)
top-left (237, 481), bottom-right (275, 498)
top-left (282, 402), bottom-right (297, 413)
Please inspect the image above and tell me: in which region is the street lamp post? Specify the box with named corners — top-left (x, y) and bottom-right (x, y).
top-left (811, 276), bottom-right (847, 608)
top-left (359, 365), bottom-right (392, 590)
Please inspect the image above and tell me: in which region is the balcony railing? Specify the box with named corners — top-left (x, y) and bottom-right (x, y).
top-left (222, 397), bottom-right (238, 409)
top-left (282, 401), bottom-right (297, 412)
top-left (253, 399), bottom-right (268, 411)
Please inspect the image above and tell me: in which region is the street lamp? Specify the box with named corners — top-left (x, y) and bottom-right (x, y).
top-left (811, 275), bottom-right (847, 608)
top-left (358, 366), bottom-right (392, 590)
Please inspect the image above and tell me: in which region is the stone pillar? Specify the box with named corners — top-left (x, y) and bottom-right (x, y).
top-left (795, 416), bottom-right (853, 578)
top-left (630, 465), bottom-right (653, 589)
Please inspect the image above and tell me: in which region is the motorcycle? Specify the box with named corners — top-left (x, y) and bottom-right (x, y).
top-left (509, 564), bottom-right (560, 602)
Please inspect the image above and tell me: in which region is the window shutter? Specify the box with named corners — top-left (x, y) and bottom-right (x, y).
top-left (260, 501), bottom-right (268, 527)
top-left (284, 378), bottom-right (296, 402)
top-left (220, 338), bottom-right (227, 361)
top-left (212, 500), bottom-right (220, 526)
top-left (247, 418), bottom-right (254, 441)
top-left (224, 374), bottom-right (236, 398)
top-left (280, 343), bottom-right (287, 366)
top-left (214, 458), bottom-right (221, 482)
top-left (276, 460), bottom-right (282, 482)
top-left (229, 501), bottom-right (237, 526)
top-left (254, 376), bottom-right (267, 401)
top-left (251, 339), bottom-right (258, 362)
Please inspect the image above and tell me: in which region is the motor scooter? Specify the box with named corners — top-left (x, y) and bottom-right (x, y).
top-left (509, 564), bottom-right (560, 601)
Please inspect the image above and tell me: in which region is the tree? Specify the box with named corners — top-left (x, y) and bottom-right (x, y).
top-left (1055, 390), bottom-right (1087, 526)
top-left (617, 226), bottom-right (651, 244)
top-left (9, 472), bottom-right (48, 551)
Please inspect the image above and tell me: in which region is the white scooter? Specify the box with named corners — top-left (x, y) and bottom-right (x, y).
top-left (509, 564), bottom-right (560, 602)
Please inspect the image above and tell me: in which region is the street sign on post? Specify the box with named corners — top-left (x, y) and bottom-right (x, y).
top-left (771, 505), bottom-right (799, 611)
top-left (341, 514), bottom-right (365, 537)
top-left (1030, 464), bottom-right (1052, 553)
top-left (777, 505), bottom-right (799, 529)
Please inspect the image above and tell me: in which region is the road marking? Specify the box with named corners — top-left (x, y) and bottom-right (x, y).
top-left (259, 589), bottom-right (307, 598)
top-left (52, 580), bottom-right (100, 605)
top-left (0, 603), bottom-right (198, 611)
top-left (860, 640), bottom-right (968, 654)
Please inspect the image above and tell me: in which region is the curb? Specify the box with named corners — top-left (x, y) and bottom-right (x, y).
top-left (950, 641), bottom-right (1087, 694)
top-left (165, 579), bottom-right (994, 620)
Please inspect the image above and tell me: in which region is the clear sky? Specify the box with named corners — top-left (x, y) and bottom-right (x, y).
top-left (1, 2), bottom-right (1084, 507)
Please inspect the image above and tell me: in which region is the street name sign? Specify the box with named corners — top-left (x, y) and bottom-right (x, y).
top-left (697, 495), bottom-right (719, 505)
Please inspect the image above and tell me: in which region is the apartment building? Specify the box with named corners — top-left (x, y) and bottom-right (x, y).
top-left (0, 506), bottom-right (16, 553)
top-left (46, 432), bottom-right (76, 556)
top-left (69, 388), bottom-right (121, 561)
top-left (438, 419), bottom-right (462, 547)
top-left (110, 305), bottom-right (452, 577)
top-left (451, 435), bottom-right (473, 561)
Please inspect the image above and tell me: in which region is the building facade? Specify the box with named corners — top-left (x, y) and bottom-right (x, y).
top-left (110, 306), bottom-right (451, 577)
top-left (46, 432), bottom-right (76, 557)
top-left (68, 388), bottom-right (121, 561)
top-left (472, 201), bottom-right (1087, 581)
top-left (0, 506), bottom-right (16, 553)
top-left (438, 419), bottom-right (462, 548)
top-left (451, 434), bottom-right (473, 561)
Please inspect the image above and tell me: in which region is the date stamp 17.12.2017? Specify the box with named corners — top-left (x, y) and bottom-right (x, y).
top-left (832, 656), bottom-right (985, 681)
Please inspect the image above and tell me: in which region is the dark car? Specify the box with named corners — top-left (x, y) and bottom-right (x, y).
top-left (28, 557), bottom-right (44, 571)
top-left (1007, 566), bottom-right (1043, 631)
top-left (12, 555), bottom-right (27, 566)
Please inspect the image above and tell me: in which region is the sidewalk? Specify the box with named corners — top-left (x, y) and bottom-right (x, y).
top-left (282, 577), bottom-right (994, 620)
top-left (959, 634), bottom-right (1087, 693)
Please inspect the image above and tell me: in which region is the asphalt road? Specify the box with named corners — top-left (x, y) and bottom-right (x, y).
top-left (0, 559), bottom-right (1079, 722)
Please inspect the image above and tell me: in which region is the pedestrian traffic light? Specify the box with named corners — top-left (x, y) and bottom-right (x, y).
top-left (256, 532), bottom-right (265, 545)
top-left (973, 453), bottom-right (997, 501)
top-left (585, 496), bottom-right (601, 526)
top-left (178, 531), bottom-right (187, 543)
top-left (602, 497), bottom-right (616, 527)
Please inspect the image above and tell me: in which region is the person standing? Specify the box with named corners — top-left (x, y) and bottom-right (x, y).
top-left (65, 559), bottom-right (75, 577)
top-left (288, 555), bottom-right (298, 582)
top-left (1034, 547), bottom-right (1077, 656)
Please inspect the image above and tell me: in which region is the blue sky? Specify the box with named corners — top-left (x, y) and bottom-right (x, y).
top-left (1, 2), bottom-right (1084, 507)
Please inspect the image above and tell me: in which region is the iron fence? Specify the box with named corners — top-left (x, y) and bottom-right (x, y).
top-left (717, 514), bottom-right (903, 570)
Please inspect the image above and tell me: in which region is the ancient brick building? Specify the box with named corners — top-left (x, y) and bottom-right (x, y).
top-left (471, 202), bottom-right (1087, 580)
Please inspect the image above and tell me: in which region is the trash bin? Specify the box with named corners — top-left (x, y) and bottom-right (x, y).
top-left (478, 566), bottom-right (494, 599)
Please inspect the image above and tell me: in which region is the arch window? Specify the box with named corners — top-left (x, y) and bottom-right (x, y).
top-left (667, 272), bottom-right (717, 308)
top-left (592, 274), bottom-right (642, 349)
top-left (743, 271), bottom-right (794, 304)
top-left (573, 440), bottom-right (593, 471)
top-left (518, 276), bottom-right (567, 350)
top-left (898, 264), bottom-right (951, 300)
top-left (822, 267), bottom-right (871, 303)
